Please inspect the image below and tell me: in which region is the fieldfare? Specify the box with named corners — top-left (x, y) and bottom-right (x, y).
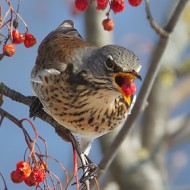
top-left (31, 20), bottom-right (141, 157)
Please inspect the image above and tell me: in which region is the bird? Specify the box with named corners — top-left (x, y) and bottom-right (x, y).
top-left (30, 20), bottom-right (141, 158)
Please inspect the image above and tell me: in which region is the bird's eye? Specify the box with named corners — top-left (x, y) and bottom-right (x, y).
top-left (105, 55), bottom-right (114, 71)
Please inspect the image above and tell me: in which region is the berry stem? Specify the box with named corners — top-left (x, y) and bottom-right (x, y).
top-left (11, 9), bottom-right (28, 33)
top-left (20, 118), bottom-right (39, 163)
top-left (0, 172), bottom-right (8, 190)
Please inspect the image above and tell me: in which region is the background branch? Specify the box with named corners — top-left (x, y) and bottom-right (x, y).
top-left (167, 115), bottom-right (190, 147)
top-left (168, 74), bottom-right (190, 110)
top-left (145, 0), bottom-right (168, 37)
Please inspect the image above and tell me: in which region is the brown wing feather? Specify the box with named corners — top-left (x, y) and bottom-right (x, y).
top-left (35, 20), bottom-right (95, 71)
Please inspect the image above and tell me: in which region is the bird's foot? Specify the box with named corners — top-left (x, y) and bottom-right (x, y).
top-left (79, 166), bottom-right (98, 184)
top-left (72, 163), bottom-right (97, 189)
top-left (76, 153), bottom-right (98, 189)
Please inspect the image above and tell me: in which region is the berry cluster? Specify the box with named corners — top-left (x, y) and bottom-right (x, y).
top-left (11, 160), bottom-right (46, 187)
top-left (0, 0), bottom-right (37, 60)
top-left (6, 118), bottom-right (68, 189)
top-left (74, 0), bottom-right (142, 31)
top-left (2, 29), bottom-right (36, 58)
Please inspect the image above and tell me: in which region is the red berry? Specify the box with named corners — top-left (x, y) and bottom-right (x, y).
top-left (37, 161), bottom-right (47, 171)
top-left (121, 80), bottom-right (136, 96)
top-left (3, 44), bottom-right (16, 57)
top-left (10, 170), bottom-right (23, 183)
top-left (12, 30), bottom-right (19, 40)
top-left (33, 167), bottom-right (46, 183)
top-left (24, 172), bottom-right (38, 186)
top-left (102, 18), bottom-right (114, 31)
top-left (17, 34), bottom-right (25, 44)
top-left (12, 29), bottom-right (25, 44)
top-left (97, 0), bottom-right (107, 4)
top-left (75, 0), bottom-right (88, 11)
top-left (24, 33), bottom-right (36, 48)
top-left (96, 0), bottom-right (108, 10)
top-left (16, 161), bottom-right (32, 179)
top-left (128, 0), bottom-right (142, 6)
top-left (110, 0), bottom-right (125, 13)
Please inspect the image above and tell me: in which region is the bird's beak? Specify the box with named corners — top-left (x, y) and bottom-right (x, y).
top-left (113, 71), bottom-right (142, 106)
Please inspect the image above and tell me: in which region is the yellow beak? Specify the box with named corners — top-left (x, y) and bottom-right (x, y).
top-left (113, 71), bottom-right (141, 106)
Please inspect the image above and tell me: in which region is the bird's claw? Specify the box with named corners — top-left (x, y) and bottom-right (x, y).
top-left (71, 165), bottom-right (98, 187)
top-left (79, 163), bottom-right (98, 183)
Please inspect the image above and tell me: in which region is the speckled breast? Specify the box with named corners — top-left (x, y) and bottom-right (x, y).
top-left (32, 74), bottom-right (128, 138)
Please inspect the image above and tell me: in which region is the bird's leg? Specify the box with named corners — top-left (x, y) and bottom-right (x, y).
top-left (74, 137), bottom-right (98, 187)
top-left (80, 158), bottom-right (97, 181)
top-left (77, 153), bottom-right (99, 190)
top-left (78, 153), bottom-right (98, 188)
top-left (68, 134), bottom-right (92, 189)
top-left (81, 155), bottom-right (97, 175)
top-left (79, 153), bottom-right (90, 190)
top-left (69, 136), bottom-right (98, 189)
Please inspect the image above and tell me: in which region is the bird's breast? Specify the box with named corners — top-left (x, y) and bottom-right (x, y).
top-left (32, 73), bottom-right (129, 138)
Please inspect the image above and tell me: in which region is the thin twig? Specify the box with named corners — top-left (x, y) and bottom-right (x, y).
top-left (145, 0), bottom-right (168, 38)
top-left (92, 0), bottom-right (189, 185)
top-left (0, 108), bottom-right (39, 161)
top-left (0, 172), bottom-right (8, 190)
top-left (0, 7), bottom-right (11, 29)
top-left (0, 107), bottom-right (22, 127)
top-left (12, 9), bottom-right (29, 33)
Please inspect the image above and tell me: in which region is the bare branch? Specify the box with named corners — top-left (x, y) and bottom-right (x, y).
top-left (0, 107), bottom-right (21, 126)
top-left (145, 0), bottom-right (168, 38)
top-left (0, 172), bottom-right (8, 190)
top-left (145, 0), bottom-right (189, 37)
top-left (0, 82), bottom-right (32, 106)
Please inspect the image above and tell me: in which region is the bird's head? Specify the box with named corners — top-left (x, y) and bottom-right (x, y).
top-left (85, 45), bottom-right (142, 106)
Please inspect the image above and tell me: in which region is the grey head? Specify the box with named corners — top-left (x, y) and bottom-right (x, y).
top-left (85, 44), bottom-right (141, 78)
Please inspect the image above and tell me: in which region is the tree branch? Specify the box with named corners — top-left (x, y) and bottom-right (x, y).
top-left (0, 82), bottom-right (32, 106)
top-left (0, 107), bottom-right (21, 126)
top-left (145, 0), bottom-right (168, 37)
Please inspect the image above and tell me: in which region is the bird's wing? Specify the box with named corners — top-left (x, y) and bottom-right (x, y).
top-left (35, 20), bottom-right (94, 72)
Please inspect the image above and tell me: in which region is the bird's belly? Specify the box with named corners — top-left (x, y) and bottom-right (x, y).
top-left (48, 106), bottom-right (127, 138)
top-left (32, 82), bottom-right (128, 137)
